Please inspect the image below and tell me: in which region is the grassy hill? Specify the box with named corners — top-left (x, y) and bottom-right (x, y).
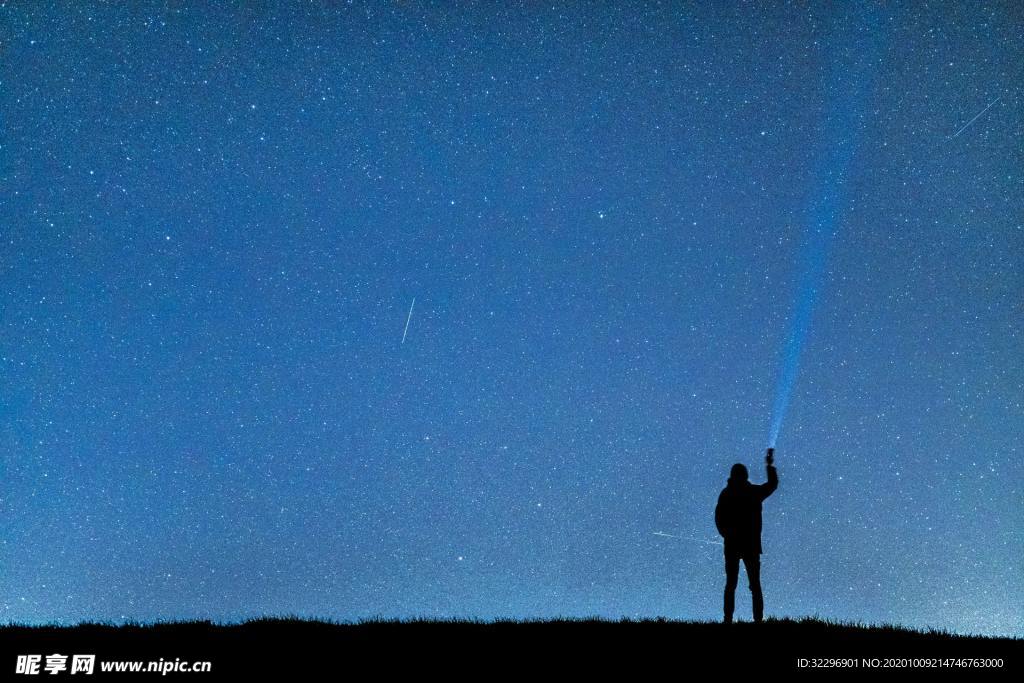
top-left (2, 616), bottom-right (1020, 677)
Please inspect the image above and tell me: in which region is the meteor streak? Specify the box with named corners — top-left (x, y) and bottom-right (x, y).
top-left (401, 297), bottom-right (415, 344)
top-left (652, 532), bottom-right (723, 546)
top-left (950, 96), bottom-right (1000, 140)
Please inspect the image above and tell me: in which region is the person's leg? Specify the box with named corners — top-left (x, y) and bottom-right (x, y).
top-left (744, 553), bottom-right (763, 622)
top-left (723, 547), bottom-right (740, 623)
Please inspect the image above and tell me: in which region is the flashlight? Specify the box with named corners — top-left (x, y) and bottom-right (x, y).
top-left (766, 447), bottom-right (774, 466)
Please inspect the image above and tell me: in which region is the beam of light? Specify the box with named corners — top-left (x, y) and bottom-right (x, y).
top-left (949, 96), bottom-right (1000, 140)
top-left (769, 132), bottom-right (860, 448)
top-left (401, 297), bottom-right (415, 344)
top-left (768, 192), bottom-right (842, 449)
top-left (768, 6), bottom-right (886, 449)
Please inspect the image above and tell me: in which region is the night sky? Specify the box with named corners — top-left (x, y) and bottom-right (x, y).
top-left (2, 2), bottom-right (1021, 636)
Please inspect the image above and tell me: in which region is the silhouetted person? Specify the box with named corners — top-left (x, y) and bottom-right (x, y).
top-left (715, 448), bottom-right (778, 623)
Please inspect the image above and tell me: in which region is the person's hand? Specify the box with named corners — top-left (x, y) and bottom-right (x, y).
top-left (766, 448), bottom-right (774, 466)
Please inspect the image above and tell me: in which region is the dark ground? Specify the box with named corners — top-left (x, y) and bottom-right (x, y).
top-left (2, 617), bottom-right (1020, 678)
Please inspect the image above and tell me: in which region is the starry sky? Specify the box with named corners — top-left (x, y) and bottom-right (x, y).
top-left (2, 2), bottom-right (1021, 636)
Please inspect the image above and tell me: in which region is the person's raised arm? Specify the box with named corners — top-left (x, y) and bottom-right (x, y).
top-left (761, 448), bottom-right (778, 500)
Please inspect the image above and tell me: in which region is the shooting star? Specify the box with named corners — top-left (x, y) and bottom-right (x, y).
top-left (401, 297), bottom-right (415, 344)
top-left (950, 96), bottom-right (1000, 140)
top-left (652, 531), bottom-right (723, 546)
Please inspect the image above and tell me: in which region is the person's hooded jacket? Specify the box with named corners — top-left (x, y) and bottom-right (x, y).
top-left (715, 464), bottom-right (778, 554)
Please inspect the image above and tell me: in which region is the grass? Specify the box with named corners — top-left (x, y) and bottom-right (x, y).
top-left (2, 615), bottom-right (1019, 677)
top-left (5, 613), bottom-right (1016, 638)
